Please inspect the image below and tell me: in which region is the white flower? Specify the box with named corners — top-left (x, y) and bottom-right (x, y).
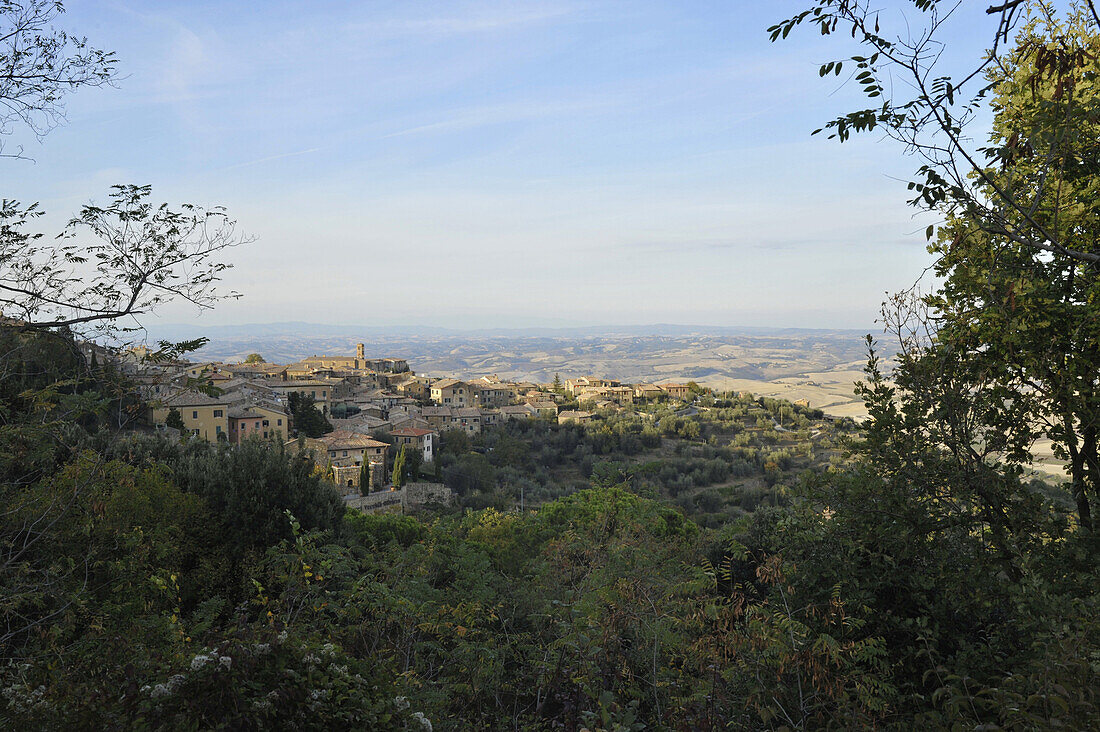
top-left (394, 696), bottom-right (410, 711)
top-left (167, 674), bottom-right (186, 692)
top-left (412, 711), bottom-right (432, 731)
top-left (190, 654), bottom-right (212, 671)
top-left (219, 656), bottom-right (232, 670)
top-left (150, 684), bottom-right (171, 699)
top-left (254, 643), bottom-right (271, 655)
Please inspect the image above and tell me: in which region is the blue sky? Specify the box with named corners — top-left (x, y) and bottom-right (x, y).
top-left (10, 1), bottom-right (1006, 330)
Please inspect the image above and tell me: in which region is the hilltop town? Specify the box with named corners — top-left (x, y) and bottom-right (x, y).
top-left (103, 341), bottom-right (801, 507)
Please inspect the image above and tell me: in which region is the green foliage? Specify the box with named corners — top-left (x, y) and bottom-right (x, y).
top-left (922, 11), bottom-right (1100, 531)
top-left (165, 406), bottom-right (185, 432)
top-left (130, 630), bottom-right (408, 730)
top-left (243, 353), bottom-right (265, 363)
top-left (345, 510), bottom-right (424, 549)
top-left (439, 427), bottom-right (469, 455)
top-left (358, 456), bottom-right (370, 492)
top-left (5, 6), bottom-right (1100, 726)
top-left (391, 444), bottom-right (406, 489)
top-left (170, 438), bottom-right (345, 554)
top-left (287, 391), bottom-right (332, 438)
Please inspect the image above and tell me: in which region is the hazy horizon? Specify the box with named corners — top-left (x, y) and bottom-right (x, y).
top-left (145, 318), bottom-right (877, 336)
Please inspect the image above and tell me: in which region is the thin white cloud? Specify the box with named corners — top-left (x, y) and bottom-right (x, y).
top-left (379, 96), bottom-right (620, 139)
top-left (220, 147), bottom-right (321, 171)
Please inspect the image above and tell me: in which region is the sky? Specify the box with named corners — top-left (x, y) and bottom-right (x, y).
top-left (9, 1), bottom-right (1009, 330)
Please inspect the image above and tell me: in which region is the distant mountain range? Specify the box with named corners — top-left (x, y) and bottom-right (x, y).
top-left (146, 321), bottom-right (872, 342)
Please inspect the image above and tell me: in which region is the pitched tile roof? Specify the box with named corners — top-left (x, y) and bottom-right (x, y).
top-left (318, 430), bottom-right (389, 450)
top-left (391, 427), bottom-right (435, 437)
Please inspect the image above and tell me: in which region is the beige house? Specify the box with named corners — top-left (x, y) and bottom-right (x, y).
top-left (633, 383), bottom-right (666, 400)
top-left (659, 383), bottom-right (693, 400)
top-left (389, 414), bottom-right (433, 433)
top-left (317, 430), bottom-right (389, 467)
top-left (499, 404), bottom-right (538, 421)
top-left (565, 377), bottom-right (591, 396)
top-left (266, 380), bottom-right (333, 414)
top-left (470, 382), bottom-right (513, 408)
top-left (454, 407), bottom-right (482, 434)
top-left (390, 427), bottom-right (437, 464)
top-left (565, 377), bottom-right (621, 396)
top-left (421, 406), bottom-right (454, 430)
top-left (183, 362), bottom-right (221, 380)
top-left (430, 379), bottom-right (470, 407)
top-left (152, 390), bottom-right (232, 441)
top-left (529, 400), bottom-right (559, 417)
top-left (397, 377), bottom-right (432, 401)
top-left (558, 410), bottom-right (593, 425)
top-left (578, 386), bottom-right (634, 406)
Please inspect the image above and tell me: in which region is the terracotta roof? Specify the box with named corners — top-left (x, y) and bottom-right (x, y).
top-left (391, 427), bottom-right (435, 437)
top-left (318, 430), bottom-right (389, 450)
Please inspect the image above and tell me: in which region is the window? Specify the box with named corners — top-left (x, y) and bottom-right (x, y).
top-left (215, 425), bottom-right (222, 434)
top-left (255, 421), bottom-right (261, 429)
top-left (192, 411), bottom-right (198, 419)
top-left (277, 419), bottom-right (283, 426)
top-left (342, 450), bottom-right (348, 457)
top-left (310, 391), bottom-right (316, 398)
top-left (213, 409), bottom-right (223, 418)
top-left (263, 420), bottom-right (269, 427)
